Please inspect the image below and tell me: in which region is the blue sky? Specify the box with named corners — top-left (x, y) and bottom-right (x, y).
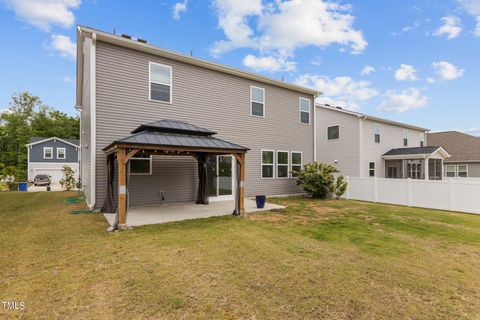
top-left (1, 0), bottom-right (479, 135)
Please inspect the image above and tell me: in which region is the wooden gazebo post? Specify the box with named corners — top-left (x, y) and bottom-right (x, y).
top-left (236, 153), bottom-right (246, 215)
top-left (117, 147), bottom-right (127, 228)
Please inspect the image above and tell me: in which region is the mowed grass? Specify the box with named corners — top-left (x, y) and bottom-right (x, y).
top-left (1, 193), bottom-right (480, 319)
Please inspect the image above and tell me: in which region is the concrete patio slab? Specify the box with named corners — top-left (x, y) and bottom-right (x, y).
top-left (103, 199), bottom-right (286, 227)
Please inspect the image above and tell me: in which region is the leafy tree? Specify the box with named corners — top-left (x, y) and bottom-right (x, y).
top-left (0, 92), bottom-right (79, 182)
top-left (333, 175), bottom-right (348, 199)
top-left (0, 92), bottom-right (38, 180)
top-left (296, 162), bottom-right (339, 199)
top-left (60, 165), bottom-right (76, 191)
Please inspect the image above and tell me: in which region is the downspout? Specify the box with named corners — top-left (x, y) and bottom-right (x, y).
top-left (358, 115), bottom-right (367, 177)
top-left (90, 32), bottom-right (97, 209)
top-left (313, 91), bottom-right (321, 162)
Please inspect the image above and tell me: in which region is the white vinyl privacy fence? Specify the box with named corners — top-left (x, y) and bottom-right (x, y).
top-left (345, 177), bottom-right (480, 214)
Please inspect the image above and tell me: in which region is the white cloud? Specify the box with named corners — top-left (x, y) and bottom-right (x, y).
top-left (378, 88), bottom-right (429, 113)
top-left (457, 0), bottom-right (480, 15)
top-left (51, 34), bottom-right (76, 59)
top-left (4, 0), bottom-right (80, 31)
top-left (295, 73), bottom-right (378, 111)
top-left (361, 65), bottom-right (375, 76)
top-left (243, 54), bottom-right (296, 72)
top-left (426, 77), bottom-right (435, 83)
top-left (172, 0), bottom-right (188, 20)
top-left (463, 127), bottom-right (480, 136)
top-left (432, 61), bottom-right (465, 80)
top-left (211, 0), bottom-right (367, 60)
top-left (394, 64), bottom-right (418, 81)
top-left (434, 16), bottom-right (462, 39)
top-left (63, 76), bottom-right (72, 83)
top-left (475, 16), bottom-right (480, 36)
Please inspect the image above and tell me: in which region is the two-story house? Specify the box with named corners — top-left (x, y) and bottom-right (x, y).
top-left (26, 137), bottom-right (80, 183)
top-left (76, 26), bottom-right (318, 223)
top-left (316, 105), bottom-right (450, 180)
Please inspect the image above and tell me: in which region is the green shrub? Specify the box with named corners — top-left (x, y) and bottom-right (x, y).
top-left (296, 162), bottom-right (338, 199)
top-left (333, 175), bottom-right (348, 199)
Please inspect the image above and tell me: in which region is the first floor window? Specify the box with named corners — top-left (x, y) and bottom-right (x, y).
top-left (261, 150), bottom-right (274, 178)
top-left (445, 165), bottom-right (456, 177)
top-left (130, 155), bottom-right (152, 175)
top-left (369, 162), bottom-right (375, 177)
top-left (291, 152), bottom-right (302, 178)
top-left (150, 62), bottom-right (172, 103)
top-left (251, 86), bottom-right (265, 117)
top-left (406, 159), bottom-right (422, 179)
top-left (43, 147), bottom-right (53, 159)
top-left (57, 147), bottom-right (66, 159)
top-left (276, 151), bottom-right (289, 178)
top-left (299, 98), bottom-right (311, 124)
top-left (327, 125), bottom-right (340, 140)
top-left (457, 165), bottom-right (468, 178)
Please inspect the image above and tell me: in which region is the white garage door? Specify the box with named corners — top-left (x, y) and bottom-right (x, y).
top-left (34, 169), bottom-right (64, 183)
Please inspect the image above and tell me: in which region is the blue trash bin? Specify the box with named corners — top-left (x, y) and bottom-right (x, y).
top-left (18, 182), bottom-right (28, 192)
top-left (255, 195), bottom-right (266, 209)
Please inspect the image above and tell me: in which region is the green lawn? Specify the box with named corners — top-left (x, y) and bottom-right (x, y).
top-left (2, 192), bottom-right (480, 319)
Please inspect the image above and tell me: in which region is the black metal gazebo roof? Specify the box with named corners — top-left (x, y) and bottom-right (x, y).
top-left (103, 119), bottom-right (248, 154)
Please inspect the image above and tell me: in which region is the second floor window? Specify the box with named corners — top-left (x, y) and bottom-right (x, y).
top-left (57, 148), bottom-right (66, 159)
top-left (251, 86), bottom-right (265, 117)
top-left (373, 124), bottom-right (381, 143)
top-left (327, 125), bottom-right (340, 140)
top-left (403, 129), bottom-right (408, 146)
top-left (299, 98), bottom-right (311, 124)
top-left (43, 147), bottom-right (53, 159)
top-left (150, 62), bottom-right (172, 103)
top-left (419, 133), bottom-right (425, 147)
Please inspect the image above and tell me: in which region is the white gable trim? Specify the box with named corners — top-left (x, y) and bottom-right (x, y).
top-left (26, 137), bottom-right (79, 148)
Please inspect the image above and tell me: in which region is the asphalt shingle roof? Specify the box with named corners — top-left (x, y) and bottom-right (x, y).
top-left (383, 146), bottom-right (440, 156)
top-left (427, 131), bottom-right (480, 162)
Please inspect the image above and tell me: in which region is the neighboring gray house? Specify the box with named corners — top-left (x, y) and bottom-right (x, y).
top-left (26, 137), bottom-right (80, 183)
top-left (316, 105), bottom-right (450, 180)
top-left (427, 131), bottom-right (480, 178)
top-left (76, 26), bottom-right (318, 210)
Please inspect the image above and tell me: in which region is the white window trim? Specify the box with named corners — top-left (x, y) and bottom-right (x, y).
top-left (369, 161), bottom-right (375, 177)
top-left (56, 147), bottom-right (66, 160)
top-left (373, 123), bottom-right (381, 144)
top-left (290, 151), bottom-right (303, 178)
top-left (299, 97), bottom-right (311, 125)
top-left (445, 165), bottom-right (456, 177)
top-left (276, 150), bottom-right (290, 179)
top-left (250, 85), bottom-right (265, 118)
top-left (43, 147), bottom-right (53, 159)
top-left (327, 124), bottom-right (340, 141)
top-left (149, 61), bottom-right (172, 104)
top-left (419, 132), bottom-right (425, 147)
top-left (261, 149), bottom-right (275, 179)
top-left (403, 129), bottom-right (409, 146)
top-left (130, 156), bottom-right (153, 175)
top-left (457, 164), bottom-right (468, 178)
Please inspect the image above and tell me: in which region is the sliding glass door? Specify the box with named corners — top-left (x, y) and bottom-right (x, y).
top-left (207, 155), bottom-right (234, 199)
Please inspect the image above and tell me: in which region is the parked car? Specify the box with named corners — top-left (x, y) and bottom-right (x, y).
top-left (34, 174), bottom-right (51, 186)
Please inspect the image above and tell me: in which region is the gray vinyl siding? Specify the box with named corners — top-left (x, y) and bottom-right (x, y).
top-left (361, 121), bottom-right (425, 178)
top-left (29, 140), bottom-right (78, 163)
top-left (94, 41), bottom-right (314, 207)
top-left (80, 37), bottom-right (92, 204)
top-left (444, 162), bottom-right (480, 178)
top-left (316, 107), bottom-right (360, 177)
